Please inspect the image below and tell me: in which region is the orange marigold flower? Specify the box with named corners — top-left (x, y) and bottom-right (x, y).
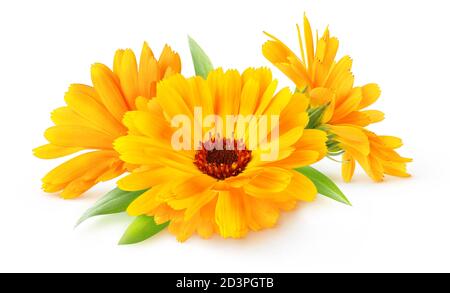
top-left (34, 43), bottom-right (181, 198)
top-left (263, 15), bottom-right (411, 182)
top-left (114, 68), bottom-right (328, 241)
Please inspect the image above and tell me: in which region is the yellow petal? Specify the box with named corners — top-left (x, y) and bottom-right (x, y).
top-left (303, 14), bottom-right (315, 72)
top-left (50, 107), bottom-right (94, 129)
top-left (329, 125), bottom-right (370, 156)
top-left (176, 190), bottom-right (217, 221)
top-left (243, 196), bottom-right (280, 231)
top-left (294, 129), bottom-right (328, 159)
top-left (361, 110), bottom-right (385, 123)
top-left (42, 150), bottom-right (117, 189)
top-left (44, 125), bottom-right (114, 149)
top-left (134, 96), bottom-right (151, 111)
top-left (254, 80), bottom-right (278, 115)
top-left (368, 155), bottom-right (384, 182)
top-left (68, 84), bottom-right (101, 104)
top-left (262, 87), bottom-right (292, 117)
top-left (261, 37), bottom-right (311, 88)
top-left (158, 44), bottom-right (181, 77)
top-left (276, 200), bottom-right (297, 211)
top-left (156, 151), bottom-right (198, 174)
top-left (122, 110), bottom-right (170, 142)
top-left (342, 151), bottom-right (355, 182)
top-left (334, 74), bottom-right (355, 105)
top-left (285, 171), bottom-right (317, 202)
top-left (267, 150), bottom-right (319, 169)
top-left (309, 87), bottom-right (334, 107)
top-left (172, 175), bottom-right (217, 199)
top-left (91, 63), bottom-right (129, 122)
top-left (118, 166), bottom-right (180, 191)
top-left (278, 93), bottom-right (309, 134)
top-left (156, 75), bottom-right (193, 119)
top-left (382, 161), bottom-right (411, 178)
top-left (215, 190), bottom-right (248, 238)
top-left (325, 56), bottom-right (353, 89)
top-left (378, 135), bottom-right (403, 149)
top-left (239, 78), bottom-right (259, 116)
top-left (344, 144), bottom-right (372, 179)
top-left (119, 49), bottom-right (139, 109)
top-left (267, 126), bottom-right (304, 151)
top-left (243, 196), bottom-right (279, 231)
top-left (168, 214), bottom-right (198, 242)
top-left (243, 67), bottom-right (272, 97)
top-left (322, 36), bottom-right (339, 69)
top-left (331, 87), bottom-right (362, 122)
top-left (127, 185), bottom-right (167, 216)
top-left (113, 49), bottom-right (124, 77)
top-left (149, 203), bottom-right (177, 225)
top-left (218, 69), bottom-right (241, 118)
top-left (359, 83), bottom-right (381, 109)
top-left (60, 179), bottom-right (98, 199)
top-left (244, 167), bottom-right (292, 195)
top-left (114, 135), bottom-right (158, 165)
top-left (138, 42), bottom-right (157, 99)
top-left (59, 160), bottom-right (116, 199)
top-left (33, 144), bottom-right (83, 159)
top-left (97, 161), bottom-right (125, 182)
top-left (223, 174), bottom-right (252, 188)
top-left (197, 199), bottom-right (217, 237)
top-left (331, 111), bottom-right (372, 127)
top-left (64, 91), bottom-right (126, 137)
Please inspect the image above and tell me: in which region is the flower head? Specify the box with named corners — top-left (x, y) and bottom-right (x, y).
top-left (341, 129), bottom-right (411, 182)
top-left (114, 68), bottom-right (328, 241)
top-left (263, 15), bottom-right (411, 182)
top-left (34, 43), bottom-right (181, 198)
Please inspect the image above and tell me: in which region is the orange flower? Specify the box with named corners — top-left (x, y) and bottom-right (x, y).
top-left (339, 128), bottom-right (411, 182)
top-left (34, 43), bottom-right (181, 198)
top-left (114, 68), bottom-right (328, 241)
top-left (263, 15), bottom-right (411, 182)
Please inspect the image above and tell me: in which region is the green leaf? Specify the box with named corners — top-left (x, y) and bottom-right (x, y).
top-left (76, 188), bottom-right (147, 227)
top-left (295, 166), bottom-right (351, 206)
top-left (188, 36), bottom-right (213, 79)
top-left (118, 215), bottom-right (169, 245)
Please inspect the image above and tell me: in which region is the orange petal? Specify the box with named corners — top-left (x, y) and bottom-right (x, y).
top-left (361, 110), bottom-right (385, 124)
top-left (44, 125), bottom-right (114, 149)
top-left (118, 49), bottom-right (139, 109)
top-left (359, 83), bottom-right (381, 109)
top-left (118, 166), bottom-right (183, 191)
top-left (91, 63), bottom-right (129, 122)
top-left (342, 151), bottom-right (356, 182)
top-left (243, 196), bottom-right (279, 231)
top-left (64, 91), bottom-right (126, 137)
top-left (158, 44), bottom-right (181, 77)
top-left (329, 125), bottom-right (370, 156)
top-left (285, 171), bottom-right (317, 202)
top-left (215, 190), bottom-right (248, 238)
top-left (33, 144), bottom-right (83, 159)
top-left (244, 167), bottom-right (292, 195)
top-left (127, 185), bottom-right (168, 216)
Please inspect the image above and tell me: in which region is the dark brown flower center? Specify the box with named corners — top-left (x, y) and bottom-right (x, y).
top-left (194, 138), bottom-right (252, 180)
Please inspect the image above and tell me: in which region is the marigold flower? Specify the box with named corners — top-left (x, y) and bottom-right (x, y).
top-left (34, 43), bottom-right (181, 198)
top-left (262, 15), bottom-right (411, 182)
top-left (114, 68), bottom-right (328, 241)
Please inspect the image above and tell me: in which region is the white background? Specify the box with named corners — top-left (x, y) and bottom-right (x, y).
top-left (0, 0), bottom-right (449, 273)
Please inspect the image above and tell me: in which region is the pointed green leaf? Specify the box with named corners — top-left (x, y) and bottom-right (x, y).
top-left (118, 215), bottom-right (169, 245)
top-left (76, 188), bottom-right (147, 227)
top-left (188, 36), bottom-right (213, 79)
top-left (295, 166), bottom-right (351, 206)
